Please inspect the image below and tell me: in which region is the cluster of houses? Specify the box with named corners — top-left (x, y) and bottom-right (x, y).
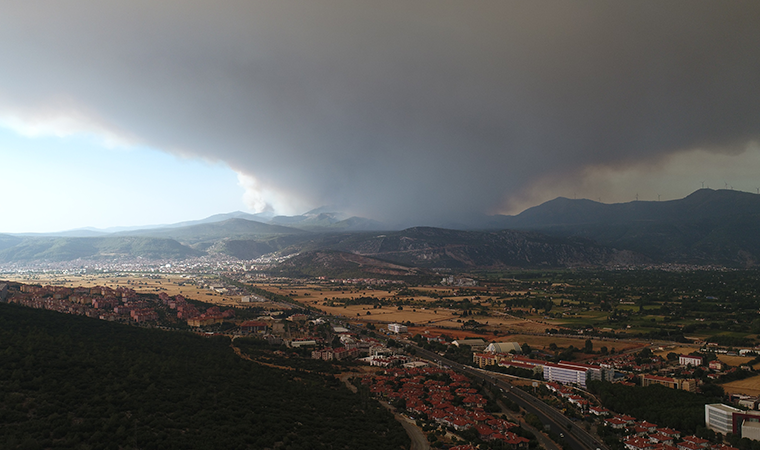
top-left (2, 283), bottom-right (236, 327)
top-left (315, 277), bottom-right (404, 286)
top-left (306, 327), bottom-right (413, 365)
top-left (157, 292), bottom-right (235, 325)
top-left (729, 394), bottom-right (760, 411)
top-left (604, 414), bottom-right (735, 450)
top-left (312, 347), bottom-right (360, 361)
top-left (543, 379), bottom-right (740, 450)
top-left (588, 351), bottom-right (666, 373)
top-left (365, 367), bottom-right (529, 447)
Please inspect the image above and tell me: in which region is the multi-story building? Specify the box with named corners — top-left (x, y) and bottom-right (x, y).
top-left (642, 374), bottom-right (679, 389)
top-left (705, 403), bottom-right (743, 435)
top-left (641, 374), bottom-right (697, 392)
top-left (680, 355), bottom-right (703, 366)
top-left (388, 323), bottom-right (408, 334)
top-left (539, 360), bottom-right (604, 388)
top-left (543, 362), bottom-right (590, 387)
top-left (472, 352), bottom-right (506, 368)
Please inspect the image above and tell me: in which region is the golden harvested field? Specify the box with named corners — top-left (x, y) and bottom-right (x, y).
top-left (717, 355), bottom-right (756, 367)
top-left (653, 346), bottom-right (700, 358)
top-left (722, 376), bottom-right (760, 396)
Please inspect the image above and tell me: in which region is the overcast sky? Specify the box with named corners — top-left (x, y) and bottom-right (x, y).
top-left (1, 1), bottom-right (759, 232)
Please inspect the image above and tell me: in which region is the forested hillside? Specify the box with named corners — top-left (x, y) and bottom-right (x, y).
top-left (0, 304), bottom-right (409, 449)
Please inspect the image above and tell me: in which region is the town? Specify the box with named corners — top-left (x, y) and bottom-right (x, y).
top-left (4, 266), bottom-right (760, 449)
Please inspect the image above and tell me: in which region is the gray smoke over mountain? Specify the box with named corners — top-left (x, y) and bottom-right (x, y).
top-left (1, 1), bottom-right (758, 225)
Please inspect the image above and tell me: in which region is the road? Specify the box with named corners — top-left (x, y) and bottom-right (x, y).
top-left (407, 343), bottom-right (605, 450)
top-left (379, 401), bottom-right (430, 450)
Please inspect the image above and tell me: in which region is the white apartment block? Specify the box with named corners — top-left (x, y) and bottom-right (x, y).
top-left (543, 359), bottom-right (605, 388)
top-left (680, 355), bottom-right (703, 366)
top-left (388, 323), bottom-right (408, 334)
top-left (705, 403), bottom-right (741, 435)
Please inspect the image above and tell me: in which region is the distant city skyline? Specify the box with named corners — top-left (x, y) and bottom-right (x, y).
top-left (1, 1), bottom-right (759, 233)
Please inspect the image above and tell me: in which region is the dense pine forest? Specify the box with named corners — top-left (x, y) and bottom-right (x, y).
top-left (0, 303), bottom-right (409, 449)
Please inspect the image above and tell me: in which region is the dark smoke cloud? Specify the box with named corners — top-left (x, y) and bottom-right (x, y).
top-left (0, 1), bottom-right (758, 225)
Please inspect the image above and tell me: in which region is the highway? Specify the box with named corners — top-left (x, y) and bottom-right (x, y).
top-left (406, 343), bottom-right (606, 450)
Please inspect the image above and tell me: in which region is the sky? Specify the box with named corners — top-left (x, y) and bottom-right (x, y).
top-left (1, 1), bottom-right (759, 233)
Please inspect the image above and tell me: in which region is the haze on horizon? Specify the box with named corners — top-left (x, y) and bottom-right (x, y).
top-left (1, 1), bottom-right (759, 233)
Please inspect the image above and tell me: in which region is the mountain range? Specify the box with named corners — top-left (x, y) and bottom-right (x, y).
top-left (1, 189), bottom-right (758, 270)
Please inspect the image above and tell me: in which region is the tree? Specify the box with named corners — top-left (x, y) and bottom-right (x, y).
top-left (584, 339), bottom-right (594, 354)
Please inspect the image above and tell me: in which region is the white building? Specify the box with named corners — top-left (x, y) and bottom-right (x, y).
top-left (544, 363), bottom-right (589, 388)
top-left (705, 404), bottom-right (741, 435)
top-left (543, 361), bottom-right (602, 388)
top-left (485, 342), bottom-right (522, 354)
top-left (743, 420), bottom-right (760, 441)
top-left (680, 355), bottom-right (703, 366)
top-left (388, 323), bottom-right (408, 334)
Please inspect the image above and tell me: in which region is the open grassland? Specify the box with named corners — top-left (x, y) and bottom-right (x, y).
top-left (722, 375), bottom-right (760, 396)
top-left (716, 354), bottom-right (756, 366)
top-left (274, 283), bottom-right (558, 333)
top-left (653, 346), bottom-right (699, 358)
top-left (275, 282), bottom-right (644, 353)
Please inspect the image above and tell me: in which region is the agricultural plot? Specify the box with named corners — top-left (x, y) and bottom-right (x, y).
top-left (721, 375), bottom-right (760, 397)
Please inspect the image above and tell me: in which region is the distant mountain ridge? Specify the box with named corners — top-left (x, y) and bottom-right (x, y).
top-left (496, 189), bottom-right (760, 229)
top-left (493, 189), bottom-right (760, 266)
top-left (1, 189), bottom-right (758, 268)
top-left (280, 227), bottom-right (646, 269)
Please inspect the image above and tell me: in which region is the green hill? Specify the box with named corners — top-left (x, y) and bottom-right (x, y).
top-left (0, 303), bottom-right (409, 449)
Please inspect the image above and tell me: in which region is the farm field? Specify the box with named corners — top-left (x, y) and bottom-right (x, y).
top-left (653, 346), bottom-right (699, 359)
top-left (722, 375), bottom-right (760, 397)
top-left (2, 273), bottom-right (243, 306)
top-left (716, 354), bottom-right (757, 367)
top-left (263, 282), bottom-right (648, 354)
top-left (1, 274), bottom-right (646, 354)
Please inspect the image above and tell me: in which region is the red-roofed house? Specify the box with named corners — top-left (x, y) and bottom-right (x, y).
top-left (681, 436), bottom-right (709, 448)
top-left (625, 436), bottom-right (654, 450)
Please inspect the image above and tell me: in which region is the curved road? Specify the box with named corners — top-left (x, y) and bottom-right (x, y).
top-left (380, 401), bottom-right (430, 450)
